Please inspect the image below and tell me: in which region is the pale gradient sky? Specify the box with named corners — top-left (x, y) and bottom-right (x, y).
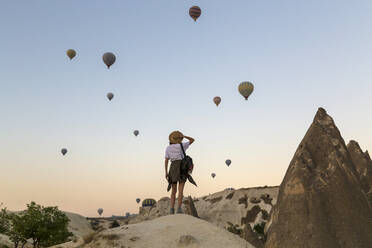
top-left (1, 0), bottom-right (372, 217)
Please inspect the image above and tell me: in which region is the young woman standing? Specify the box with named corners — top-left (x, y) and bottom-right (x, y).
top-left (165, 131), bottom-right (195, 214)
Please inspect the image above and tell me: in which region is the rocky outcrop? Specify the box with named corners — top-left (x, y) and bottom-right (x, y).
top-left (183, 196), bottom-right (199, 218)
top-left (347, 140), bottom-right (372, 195)
top-left (265, 108), bottom-right (372, 248)
top-left (128, 187), bottom-right (279, 234)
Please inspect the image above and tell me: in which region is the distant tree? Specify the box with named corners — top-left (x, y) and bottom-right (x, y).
top-left (21, 202), bottom-right (73, 247)
top-left (1, 202), bottom-right (73, 248)
top-left (0, 208), bottom-right (28, 248)
top-left (7, 213), bottom-right (27, 248)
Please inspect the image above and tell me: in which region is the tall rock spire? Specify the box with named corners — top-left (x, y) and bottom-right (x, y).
top-left (265, 108), bottom-right (372, 248)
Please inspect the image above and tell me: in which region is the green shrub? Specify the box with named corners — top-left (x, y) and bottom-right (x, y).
top-left (1, 202), bottom-right (73, 248)
top-left (253, 222), bottom-right (266, 235)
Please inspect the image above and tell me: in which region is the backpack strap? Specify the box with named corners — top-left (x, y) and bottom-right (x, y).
top-left (180, 143), bottom-right (186, 158)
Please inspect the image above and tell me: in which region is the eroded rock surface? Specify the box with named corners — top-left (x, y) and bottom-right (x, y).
top-left (265, 108), bottom-right (372, 248)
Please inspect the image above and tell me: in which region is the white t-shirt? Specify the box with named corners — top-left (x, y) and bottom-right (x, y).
top-left (165, 142), bottom-right (190, 161)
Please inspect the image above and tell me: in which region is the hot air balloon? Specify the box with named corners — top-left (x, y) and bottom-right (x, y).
top-left (107, 92), bottom-right (114, 101)
top-left (225, 159), bottom-right (231, 166)
top-left (136, 198), bottom-right (140, 204)
top-left (211, 173), bottom-right (216, 178)
top-left (189, 6), bottom-right (201, 22)
top-left (238, 81), bottom-right (254, 100)
top-left (213, 96), bottom-right (221, 106)
top-left (61, 148), bottom-right (67, 156)
top-left (66, 49), bottom-right (76, 60)
top-left (142, 199), bottom-right (156, 207)
top-left (102, 52), bottom-right (116, 69)
top-left (98, 208), bottom-right (103, 217)
top-left (133, 130), bottom-right (139, 137)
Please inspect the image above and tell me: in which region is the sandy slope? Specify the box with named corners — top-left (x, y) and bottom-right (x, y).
top-left (83, 214), bottom-right (254, 248)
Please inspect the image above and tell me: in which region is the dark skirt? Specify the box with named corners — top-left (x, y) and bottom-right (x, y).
top-left (169, 160), bottom-right (187, 184)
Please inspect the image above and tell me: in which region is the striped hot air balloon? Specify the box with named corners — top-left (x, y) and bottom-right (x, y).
top-left (238, 81), bottom-right (254, 100)
top-left (142, 199), bottom-right (156, 207)
top-left (189, 6), bottom-right (201, 22)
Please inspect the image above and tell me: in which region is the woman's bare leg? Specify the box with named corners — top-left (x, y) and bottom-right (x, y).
top-left (170, 183), bottom-right (177, 209)
top-left (177, 182), bottom-right (185, 208)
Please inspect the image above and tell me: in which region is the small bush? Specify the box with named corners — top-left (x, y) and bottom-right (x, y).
top-left (253, 222), bottom-right (266, 235)
top-left (110, 220), bottom-right (120, 228)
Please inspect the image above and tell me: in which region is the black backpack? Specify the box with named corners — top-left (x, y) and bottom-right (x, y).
top-left (180, 143), bottom-right (194, 175)
top-left (167, 143), bottom-right (197, 191)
